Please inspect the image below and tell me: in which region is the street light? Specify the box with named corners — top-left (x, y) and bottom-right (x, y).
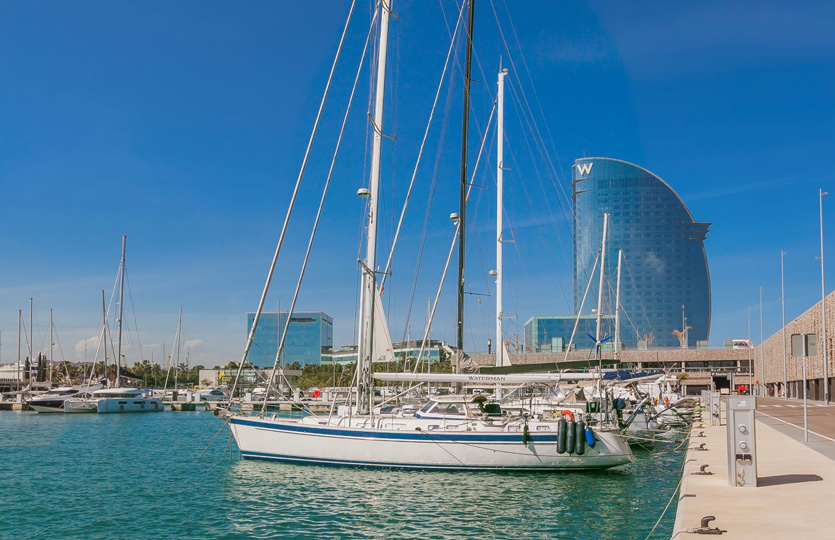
top-left (760, 286), bottom-right (765, 395)
top-left (820, 189), bottom-right (829, 404)
top-left (781, 250), bottom-right (788, 398)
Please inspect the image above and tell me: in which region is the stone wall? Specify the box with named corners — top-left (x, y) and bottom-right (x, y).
top-left (756, 290), bottom-right (835, 392)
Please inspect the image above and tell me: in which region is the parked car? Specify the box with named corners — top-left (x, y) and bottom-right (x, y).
top-left (199, 389), bottom-right (229, 402)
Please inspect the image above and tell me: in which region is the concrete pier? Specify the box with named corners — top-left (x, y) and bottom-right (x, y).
top-left (672, 398), bottom-right (835, 539)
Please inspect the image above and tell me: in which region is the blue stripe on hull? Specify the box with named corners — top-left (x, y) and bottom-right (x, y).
top-left (231, 417), bottom-right (559, 443)
top-left (238, 450), bottom-right (614, 472)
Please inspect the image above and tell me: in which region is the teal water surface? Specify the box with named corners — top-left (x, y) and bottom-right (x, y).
top-left (0, 411), bottom-right (684, 539)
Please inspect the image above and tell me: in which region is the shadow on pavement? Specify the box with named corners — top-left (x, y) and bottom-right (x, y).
top-left (758, 474), bottom-right (823, 487)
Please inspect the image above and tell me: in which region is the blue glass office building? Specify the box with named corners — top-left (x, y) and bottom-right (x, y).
top-left (246, 312), bottom-right (333, 367)
top-left (524, 315), bottom-right (615, 353)
top-left (572, 158), bottom-right (710, 348)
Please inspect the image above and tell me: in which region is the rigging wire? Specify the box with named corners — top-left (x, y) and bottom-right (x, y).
top-left (260, 2), bottom-right (377, 414)
top-left (488, 0), bottom-right (611, 314)
top-left (500, 0), bottom-right (569, 184)
top-left (124, 268), bottom-right (145, 372)
top-left (379, 0), bottom-right (466, 292)
top-left (410, 102), bottom-right (495, 371)
top-left (561, 252), bottom-right (599, 365)
top-left (505, 82), bottom-right (572, 308)
top-left (623, 254), bottom-right (657, 344)
top-left (226, 0), bottom-right (358, 403)
top-left (502, 123), bottom-right (572, 312)
top-left (488, 0), bottom-right (575, 234)
top-left (397, 59), bottom-right (458, 344)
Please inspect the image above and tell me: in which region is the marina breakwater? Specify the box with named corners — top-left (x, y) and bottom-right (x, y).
top-left (1, 410), bottom-right (687, 539)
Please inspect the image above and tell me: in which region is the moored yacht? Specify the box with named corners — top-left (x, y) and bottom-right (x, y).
top-left (93, 387), bottom-right (163, 413)
top-left (229, 392), bottom-right (633, 470)
top-left (29, 387), bottom-right (83, 413)
top-left (63, 394), bottom-right (100, 413)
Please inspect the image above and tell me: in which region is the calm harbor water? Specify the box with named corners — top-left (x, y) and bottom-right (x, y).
top-left (1, 411), bottom-right (684, 539)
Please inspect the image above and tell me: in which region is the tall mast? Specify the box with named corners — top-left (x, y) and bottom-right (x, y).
top-left (174, 307), bottom-right (182, 390)
top-left (495, 66), bottom-right (507, 368)
top-left (116, 234), bottom-right (127, 387)
top-left (594, 214), bottom-right (609, 420)
top-left (17, 310), bottom-right (21, 391)
top-left (594, 214), bottom-right (609, 355)
top-left (29, 298), bottom-right (33, 387)
top-left (457, 0), bottom-right (475, 359)
top-left (356, 0), bottom-right (391, 415)
top-left (614, 249), bottom-right (622, 361)
top-left (101, 290), bottom-right (107, 380)
top-left (49, 309), bottom-right (53, 385)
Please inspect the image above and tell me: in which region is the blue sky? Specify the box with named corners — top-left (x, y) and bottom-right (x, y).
top-left (1, 1), bottom-right (833, 367)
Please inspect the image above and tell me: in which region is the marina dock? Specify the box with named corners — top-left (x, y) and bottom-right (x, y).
top-left (672, 397), bottom-right (835, 539)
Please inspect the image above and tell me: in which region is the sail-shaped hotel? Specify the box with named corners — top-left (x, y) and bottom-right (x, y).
top-left (571, 158), bottom-right (711, 349)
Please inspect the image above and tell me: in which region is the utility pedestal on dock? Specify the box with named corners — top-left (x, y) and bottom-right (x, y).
top-left (725, 395), bottom-right (757, 487)
top-left (703, 390), bottom-right (722, 426)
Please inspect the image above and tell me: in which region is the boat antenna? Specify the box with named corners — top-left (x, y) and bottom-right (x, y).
top-left (457, 0), bottom-right (475, 364)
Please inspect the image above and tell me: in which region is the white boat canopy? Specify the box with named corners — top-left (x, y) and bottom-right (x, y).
top-left (372, 372), bottom-right (602, 384)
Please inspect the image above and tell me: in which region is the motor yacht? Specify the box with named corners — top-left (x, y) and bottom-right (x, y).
top-left (93, 387), bottom-right (163, 413)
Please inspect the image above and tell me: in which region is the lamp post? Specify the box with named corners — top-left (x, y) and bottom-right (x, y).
top-left (820, 189), bottom-right (829, 404)
top-left (748, 306), bottom-right (753, 395)
top-left (781, 250), bottom-right (787, 398)
top-left (760, 286), bottom-right (765, 395)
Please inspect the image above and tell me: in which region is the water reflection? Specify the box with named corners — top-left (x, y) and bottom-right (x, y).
top-left (215, 445), bottom-right (682, 539)
top-left (0, 412), bottom-right (683, 540)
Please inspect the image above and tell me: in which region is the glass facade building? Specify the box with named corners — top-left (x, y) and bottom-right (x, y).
top-left (524, 315), bottom-right (615, 353)
top-left (246, 311), bottom-right (333, 367)
top-left (329, 341), bottom-right (444, 365)
top-left (573, 158), bottom-right (710, 348)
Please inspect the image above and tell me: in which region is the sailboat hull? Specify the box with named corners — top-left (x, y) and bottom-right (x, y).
top-left (29, 400), bottom-right (68, 413)
top-left (229, 416), bottom-right (633, 471)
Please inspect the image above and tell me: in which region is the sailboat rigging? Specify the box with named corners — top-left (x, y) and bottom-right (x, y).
top-left (222, 2), bottom-right (634, 471)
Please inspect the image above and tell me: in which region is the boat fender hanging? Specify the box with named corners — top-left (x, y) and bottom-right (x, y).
top-left (560, 410), bottom-right (575, 422)
top-left (566, 420), bottom-right (576, 455)
top-left (574, 420), bottom-right (586, 455)
top-left (585, 426), bottom-right (596, 448)
top-left (557, 417), bottom-right (568, 454)
top-left (522, 417), bottom-right (532, 447)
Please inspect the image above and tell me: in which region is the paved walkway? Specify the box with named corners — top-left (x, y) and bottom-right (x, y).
top-left (671, 401), bottom-right (835, 539)
top-left (757, 396), bottom-right (835, 461)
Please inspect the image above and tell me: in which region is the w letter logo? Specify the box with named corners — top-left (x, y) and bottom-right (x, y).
top-left (576, 162), bottom-right (594, 176)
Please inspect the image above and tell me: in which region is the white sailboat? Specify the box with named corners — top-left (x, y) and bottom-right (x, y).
top-left (68, 235), bottom-right (163, 414)
top-left (226, 2), bottom-right (633, 471)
